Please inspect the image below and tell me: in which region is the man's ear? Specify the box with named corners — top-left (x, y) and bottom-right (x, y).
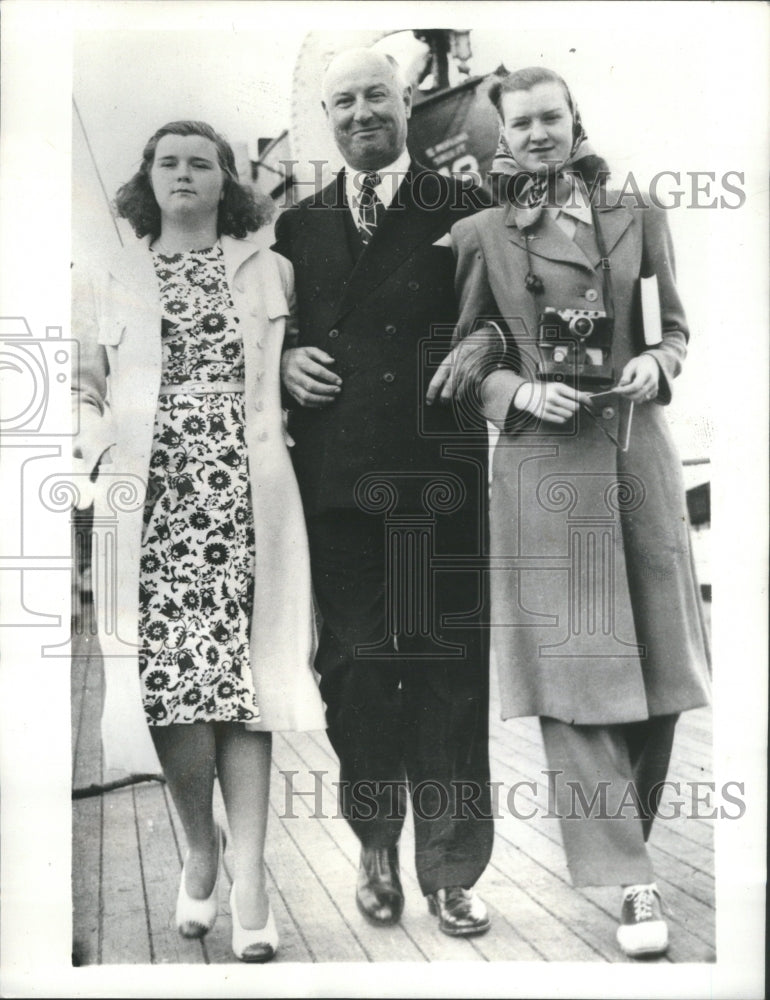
top-left (403, 86), bottom-right (413, 120)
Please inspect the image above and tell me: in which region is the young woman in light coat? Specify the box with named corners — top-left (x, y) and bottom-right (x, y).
top-left (72, 120), bottom-right (325, 962)
top-left (428, 68), bottom-right (710, 959)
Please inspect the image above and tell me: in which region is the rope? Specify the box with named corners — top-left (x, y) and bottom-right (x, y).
top-left (73, 773), bottom-right (166, 800)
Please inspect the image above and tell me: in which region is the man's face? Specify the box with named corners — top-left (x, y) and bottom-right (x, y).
top-left (323, 53), bottom-right (411, 171)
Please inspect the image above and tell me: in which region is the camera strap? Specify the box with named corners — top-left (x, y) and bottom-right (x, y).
top-left (590, 205), bottom-right (615, 324)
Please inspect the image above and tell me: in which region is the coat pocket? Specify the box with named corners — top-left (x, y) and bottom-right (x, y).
top-left (97, 316), bottom-right (126, 346)
top-left (263, 288), bottom-right (290, 321)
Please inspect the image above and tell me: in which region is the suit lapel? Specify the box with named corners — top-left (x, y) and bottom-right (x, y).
top-left (334, 166), bottom-right (450, 322)
top-left (300, 174), bottom-right (357, 305)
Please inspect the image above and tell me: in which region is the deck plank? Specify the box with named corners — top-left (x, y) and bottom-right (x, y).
top-left (72, 624), bottom-right (715, 965)
top-left (100, 786), bottom-right (151, 963)
top-left (71, 651), bottom-right (103, 966)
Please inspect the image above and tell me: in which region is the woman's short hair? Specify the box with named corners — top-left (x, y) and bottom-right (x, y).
top-left (488, 66), bottom-right (574, 119)
top-left (114, 120), bottom-right (273, 239)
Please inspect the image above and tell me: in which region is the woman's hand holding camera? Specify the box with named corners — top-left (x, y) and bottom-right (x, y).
top-left (512, 380), bottom-right (590, 423)
top-left (614, 354), bottom-right (660, 403)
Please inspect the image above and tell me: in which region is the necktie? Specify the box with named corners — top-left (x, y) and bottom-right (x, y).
top-left (357, 172), bottom-right (383, 246)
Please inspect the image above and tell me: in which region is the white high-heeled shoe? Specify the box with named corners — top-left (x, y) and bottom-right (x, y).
top-left (175, 826), bottom-right (225, 939)
top-left (230, 883), bottom-right (278, 963)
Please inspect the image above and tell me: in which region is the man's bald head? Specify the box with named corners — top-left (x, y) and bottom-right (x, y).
top-left (321, 47), bottom-right (412, 171)
top-left (322, 48), bottom-right (407, 105)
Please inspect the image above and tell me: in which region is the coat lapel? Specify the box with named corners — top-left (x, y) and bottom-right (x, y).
top-left (107, 234), bottom-right (158, 305)
top-left (334, 165), bottom-right (451, 322)
top-left (503, 199), bottom-right (635, 272)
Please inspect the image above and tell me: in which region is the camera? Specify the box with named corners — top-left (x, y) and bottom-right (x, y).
top-left (536, 307), bottom-right (614, 389)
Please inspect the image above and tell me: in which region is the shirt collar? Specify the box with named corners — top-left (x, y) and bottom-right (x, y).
top-left (344, 148), bottom-right (411, 212)
top-left (550, 175), bottom-right (593, 226)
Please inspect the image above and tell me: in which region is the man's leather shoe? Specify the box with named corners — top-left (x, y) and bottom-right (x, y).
top-left (427, 887), bottom-right (490, 937)
top-left (355, 846), bottom-right (404, 926)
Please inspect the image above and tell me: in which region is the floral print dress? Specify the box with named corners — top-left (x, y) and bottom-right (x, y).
top-left (138, 244), bottom-right (260, 725)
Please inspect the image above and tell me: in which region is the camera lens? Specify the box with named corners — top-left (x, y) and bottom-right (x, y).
top-left (571, 316), bottom-right (594, 338)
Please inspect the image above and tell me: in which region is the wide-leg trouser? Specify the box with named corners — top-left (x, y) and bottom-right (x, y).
top-left (540, 714), bottom-right (678, 887)
top-left (308, 511), bottom-right (494, 896)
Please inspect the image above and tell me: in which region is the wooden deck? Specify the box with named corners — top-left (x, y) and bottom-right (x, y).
top-left (71, 620), bottom-right (715, 966)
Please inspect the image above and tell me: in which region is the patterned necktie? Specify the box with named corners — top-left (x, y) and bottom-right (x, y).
top-left (357, 171), bottom-right (383, 246)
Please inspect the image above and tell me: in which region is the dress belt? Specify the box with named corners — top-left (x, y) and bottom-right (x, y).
top-left (159, 380), bottom-right (245, 395)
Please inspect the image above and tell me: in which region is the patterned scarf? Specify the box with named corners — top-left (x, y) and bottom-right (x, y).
top-left (490, 87), bottom-right (598, 230)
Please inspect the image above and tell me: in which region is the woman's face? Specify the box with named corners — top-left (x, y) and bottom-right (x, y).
top-left (149, 133), bottom-right (225, 227)
top-left (500, 81), bottom-right (574, 172)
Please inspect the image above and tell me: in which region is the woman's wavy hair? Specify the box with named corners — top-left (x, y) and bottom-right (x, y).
top-left (488, 67), bottom-right (610, 191)
top-left (114, 120), bottom-right (273, 239)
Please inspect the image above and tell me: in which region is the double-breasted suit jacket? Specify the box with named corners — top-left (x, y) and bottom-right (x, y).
top-left (274, 165), bottom-right (490, 519)
top-left (72, 235), bottom-right (326, 775)
top-left (451, 196), bottom-right (711, 726)
top-left (273, 165), bottom-right (494, 892)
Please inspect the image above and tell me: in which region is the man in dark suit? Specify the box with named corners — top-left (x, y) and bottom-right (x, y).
top-left (273, 48), bottom-right (493, 936)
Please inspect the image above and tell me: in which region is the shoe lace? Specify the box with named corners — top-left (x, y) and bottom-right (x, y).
top-left (625, 884), bottom-right (657, 921)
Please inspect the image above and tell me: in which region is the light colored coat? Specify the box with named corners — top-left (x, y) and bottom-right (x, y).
top-left (451, 198), bottom-right (711, 725)
top-left (73, 234), bottom-right (326, 774)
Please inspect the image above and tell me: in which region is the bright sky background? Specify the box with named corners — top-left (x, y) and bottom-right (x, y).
top-left (68, 3), bottom-right (768, 464)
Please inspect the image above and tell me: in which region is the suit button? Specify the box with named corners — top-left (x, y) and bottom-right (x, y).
top-left (256, 339), bottom-right (263, 349)
top-left (602, 406), bottom-right (615, 420)
top-left (328, 329), bottom-right (339, 339)
top-left (235, 281), bottom-right (245, 294)
top-left (254, 371), bottom-right (264, 382)
top-left (258, 431), bottom-right (268, 441)
top-left (312, 285), bottom-right (321, 298)
top-left (382, 372), bottom-right (395, 384)
top-left (254, 400), bottom-right (264, 412)
top-left (585, 288), bottom-right (599, 302)
top-left (385, 324), bottom-right (396, 336)
top-left (407, 281), bottom-right (419, 291)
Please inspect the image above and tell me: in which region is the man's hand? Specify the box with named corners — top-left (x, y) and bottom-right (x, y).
top-left (281, 347), bottom-right (342, 408)
top-left (425, 346), bottom-right (460, 405)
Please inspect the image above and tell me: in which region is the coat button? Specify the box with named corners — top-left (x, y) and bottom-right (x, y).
top-left (328, 328), bottom-right (339, 339)
top-left (585, 288), bottom-right (599, 302)
top-left (385, 324), bottom-right (396, 336)
top-left (258, 431), bottom-right (268, 441)
top-left (382, 372), bottom-right (395, 384)
top-left (407, 281), bottom-right (419, 291)
top-left (235, 281), bottom-right (245, 294)
top-left (256, 339), bottom-right (263, 349)
top-left (602, 406), bottom-right (615, 420)
top-left (312, 285), bottom-right (321, 298)
top-left (254, 400), bottom-right (264, 412)
top-left (254, 371), bottom-right (264, 382)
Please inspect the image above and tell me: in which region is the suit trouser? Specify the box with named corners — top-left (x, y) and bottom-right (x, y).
top-left (540, 714), bottom-right (679, 887)
top-left (307, 510), bottom-right (494, 896)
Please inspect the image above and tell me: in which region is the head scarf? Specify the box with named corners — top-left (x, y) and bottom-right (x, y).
top-left (490, 82), bottom-right (599, 229)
